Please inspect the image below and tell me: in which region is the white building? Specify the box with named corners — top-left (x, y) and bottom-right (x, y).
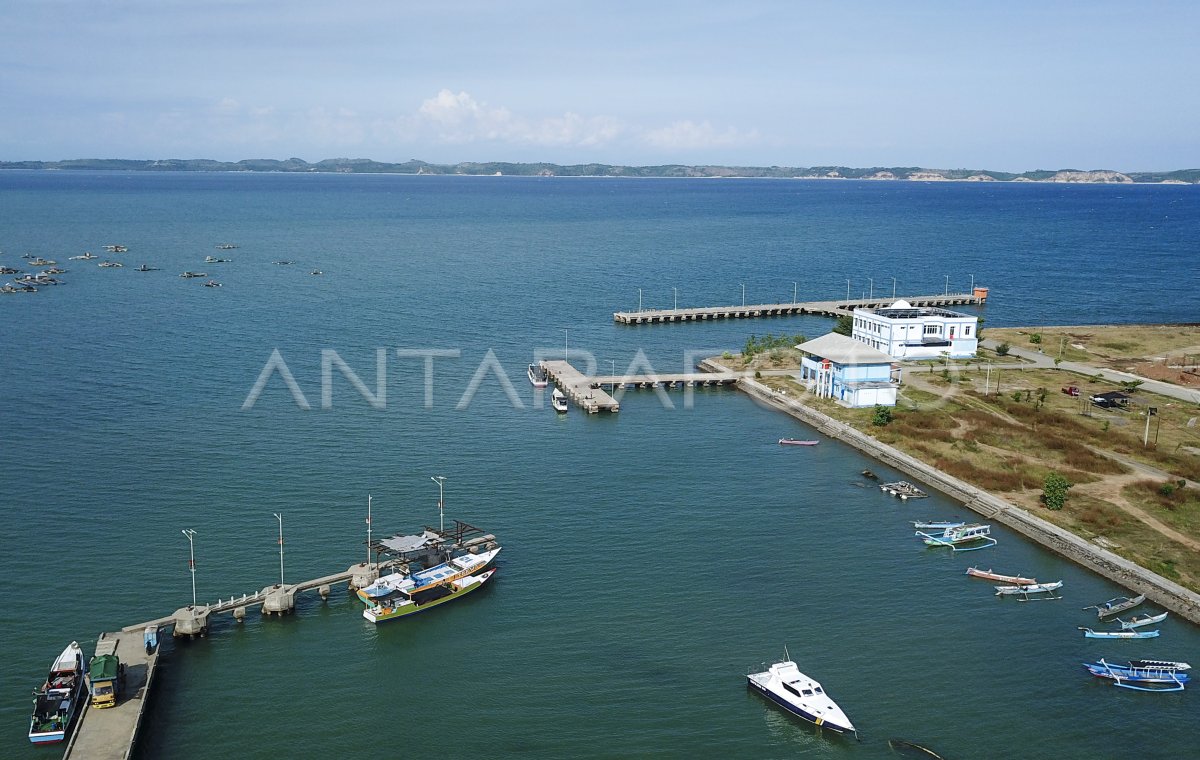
top-left (850, 300), bottom-right (978, 360)
top-left (796, 333), bottom-right (899, 408)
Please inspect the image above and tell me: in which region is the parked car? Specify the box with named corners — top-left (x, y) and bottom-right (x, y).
top-left (1062, 385), bottom-right (1080, 396)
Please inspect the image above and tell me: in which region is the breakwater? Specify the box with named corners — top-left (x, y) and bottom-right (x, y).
top-left (701, 359), bottom-right (1200, 624)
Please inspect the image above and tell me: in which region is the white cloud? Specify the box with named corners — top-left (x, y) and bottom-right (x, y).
top-left (641, 120), bottom-right (759, 151)
top-left (409, 89), bottom-right (623, 148)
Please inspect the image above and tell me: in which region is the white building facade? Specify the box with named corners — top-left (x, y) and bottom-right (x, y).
top-left (796, 333), bottom-right (899, 408)
top-left (851, 300), bottom-right (978, 360)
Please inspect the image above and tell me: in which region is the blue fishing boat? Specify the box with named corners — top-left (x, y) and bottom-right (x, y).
top-left (916, 523), bottom-right (996, 552)
top-left (1083, 659), bottom-right (1189, 691)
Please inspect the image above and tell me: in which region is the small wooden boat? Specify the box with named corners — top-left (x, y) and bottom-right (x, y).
top-left (995, 580), bottom-right (1062, 596)
top-left (916, 524), bottom-right (996, 552)
top-left (1083, 659), bottom-right (1189, 691)
top-left (1119, 612), bottom-right (1168, 630)
top-left (913, 520), bottom-right (965, 531)
top-left (28, 642), bottom-right (85, 744)
top-left (1079, 627), bottom-right (1159, 639)
top-left (1084, 594), bottom-right (1145, 618)
top-left (779, 438), bottom-right (819, 446)
top-left (966, 567), bottom-right (1036, 585)
top-left (881, 481), bottom-right (927, 500)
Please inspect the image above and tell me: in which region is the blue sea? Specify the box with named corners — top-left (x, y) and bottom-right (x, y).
top-left (1, 172), bottom-right (1198, 758)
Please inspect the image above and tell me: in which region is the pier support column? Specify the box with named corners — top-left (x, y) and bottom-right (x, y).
top-left (172, 606), bottom-right (210, 638)
top-left (262, 585), bottom-right (296, 616)
top-left (349, 562), bottom-right (379, 592)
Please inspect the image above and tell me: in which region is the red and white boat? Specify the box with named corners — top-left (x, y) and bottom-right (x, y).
top-left (966, 567), bottom-right (1037, 585)
top-left (778, 438), bottom-right (819, 446)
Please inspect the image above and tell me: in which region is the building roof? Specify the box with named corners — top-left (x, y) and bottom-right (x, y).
top-left (868, 305), bottom-right (975, 320)
top-left (796, 332), bottom-right (896, 365)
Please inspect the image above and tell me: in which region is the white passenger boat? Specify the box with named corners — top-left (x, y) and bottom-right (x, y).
top-left (527, 363), bottom-right (549, 388)
top-left (551, 387), bottom-right (569, 412)
top-left (746, 654), bottom-right (856, 735)
top-left (356, 547), bottom-right (501, 603)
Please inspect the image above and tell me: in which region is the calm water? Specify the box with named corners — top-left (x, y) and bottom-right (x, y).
top-left (1, 173), bottom-right (1198, 759)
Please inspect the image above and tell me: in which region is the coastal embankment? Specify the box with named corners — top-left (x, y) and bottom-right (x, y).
top-left (700, 358), bottom-right (1200, 624)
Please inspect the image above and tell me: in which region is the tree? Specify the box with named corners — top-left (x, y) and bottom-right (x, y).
top-left (995, 342), bottom-right (1011, 356)
top-left (1119, 380), bottom-right (1145, 393)
top-left (833, 314), bottom-right (853, 336)
top-left (1030, 333), bottom-right (1043, 345)
top-left (872, 404), bottom-right (894, 426)
top-left (1042, 472), bottom-right (1073, 510)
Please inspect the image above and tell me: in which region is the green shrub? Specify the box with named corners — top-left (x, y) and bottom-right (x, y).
top-left (996, 342), bottom-right (1010, 356)
top-left (1042, 472), bottom-right (1073, 510)
top-left (872, 405), bottom-right (894, 427)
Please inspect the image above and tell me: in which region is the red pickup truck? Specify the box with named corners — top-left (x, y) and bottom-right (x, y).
top-left (1061, 385), bottom-right (1080, 396)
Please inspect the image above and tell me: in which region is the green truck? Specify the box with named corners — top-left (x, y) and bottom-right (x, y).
top-left (87, 642), bottom-right (124, 709)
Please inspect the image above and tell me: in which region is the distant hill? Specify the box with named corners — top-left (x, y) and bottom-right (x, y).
top-left (1, 157), bottom-right (1197, 183)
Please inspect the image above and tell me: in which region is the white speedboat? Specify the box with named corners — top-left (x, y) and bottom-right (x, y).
top-left (28, 641), bottom-right (85, 744)
top-left (527, 363), bottom-right (549, 388)
top-left (356, 547), bottom-right (501, 603)
top-left (747, 656), bottom-right (855, 735)
top-left (551, 387), bottom-right (569, 412)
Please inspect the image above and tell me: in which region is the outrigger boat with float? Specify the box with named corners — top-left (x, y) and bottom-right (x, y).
top-left (356, 546), bottom-right (501, 603)
top-left (28, 641), bottom-right (85, 744)
top-left (995, 580), bottom-right (1062, 596)
top-left (779, 438), bottom-right (820, 446)
top-left (1084, 594), bottom-right (1145, 618)
top-left (1079, 627), bottom-right (1160, 639)
top-left (966, 567), bottom-right (1036, 585)
top-left (880, 481), bottom-right (927, 499)
top-left (916, 523), bottom-right (996, 551)
top-left (527, 363), bottom-right (549, 388)
top-left (363, 568), bottom-right (495, 624)
top-left (746, 649), bottom-right (856, 736)
top-left (1083, 659), bottom-right (1189, 691)
top-left (1119, 612), bottom-right (1168, 629)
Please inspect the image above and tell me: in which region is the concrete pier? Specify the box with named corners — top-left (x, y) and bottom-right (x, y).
top-left (613, 292), bottom-right (984, 324)
top-left (61, 630), bottom-right (161, 760)
top-left (540, 360), bottom-right (620, 413)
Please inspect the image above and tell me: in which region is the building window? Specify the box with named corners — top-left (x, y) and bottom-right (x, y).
top-left (965, 325), bottom-right (972, 336)
top-left (924, 324), bottom-right (940, 335)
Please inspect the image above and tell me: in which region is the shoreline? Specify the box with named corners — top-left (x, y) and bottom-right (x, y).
top-left (701, 358), bottom-right (1200, 624)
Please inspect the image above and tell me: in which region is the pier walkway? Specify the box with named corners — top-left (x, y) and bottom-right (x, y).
top-left (61, 630), bottom-right (160, 760)
top-left (613, 292), bottom-right (983, 324)
top-left (540, 361), bottom-right (620, 413)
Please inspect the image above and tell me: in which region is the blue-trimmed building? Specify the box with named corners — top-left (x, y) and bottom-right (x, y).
top-left (796, 333), bottom-right (899, 408)
top-left (851, 299), bottom-right (979, 360)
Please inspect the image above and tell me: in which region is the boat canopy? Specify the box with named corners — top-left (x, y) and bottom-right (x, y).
top-left (380, 530), bottom-right (442, 553)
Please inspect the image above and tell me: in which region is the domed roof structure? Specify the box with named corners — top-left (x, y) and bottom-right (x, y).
top-left (891, 299), bottom-right (913, 309)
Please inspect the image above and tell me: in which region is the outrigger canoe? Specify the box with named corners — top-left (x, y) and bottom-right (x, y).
top-left (1119, 612), bottom-right (1168, 630)
top-left (779, 438), bottom-right (820, 446)
top-left (966, 567), bottom-right (1036, 585)
top-left (1079, 627), bottom-right (1160, 639)
top-left (1084, 594), bottom-right (1145, 618)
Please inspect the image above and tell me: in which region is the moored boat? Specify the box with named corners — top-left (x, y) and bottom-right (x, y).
top-left (1084, 594), bottom-right (1145, 618)
top-left (995, 580), bottom-right (1062, 596)
top-left (746, 654), bottom-right (856, 735)
top-left (362, 568), bottom-right (495, 623)
top-left (28, 641), bottom-right (85, 744)
top-left (551, 387), bottom-right (569, 412)
top-left (966, 567), bottom-right (1036, 585)
top-left (1079, 627), bottom-right (1160, 639)
top-left (135, 264), bottom-right (159, 272)
top-left (356, 547), bottom-right (501, 603)
top-left (1083, 659), bottom-right (1189, 691)
top-left (913, 520), bottom-right (965, 531)
top-left (881, 481), bottom-right (927, 500)
top-left (203, 280), bottom-right (222, 288)
top-left (180, 271), bottom-right (207, 278)
top-left (779, 438), bottom-right (820, 446)
top-left (527, 363), bottom-right (549, 388)
top-left (1119, 612), bottom-right (1168, 630)
top-left (916, 523), bottom-right (996, 551)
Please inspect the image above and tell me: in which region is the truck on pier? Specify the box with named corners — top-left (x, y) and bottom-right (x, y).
top-left (87, 641), bottom-right (124, 709)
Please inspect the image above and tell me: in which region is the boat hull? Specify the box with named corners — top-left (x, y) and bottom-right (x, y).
top-left (746, 677), bottom-right (853, 734)
top-left (363, 569), bottom-right (494, 624)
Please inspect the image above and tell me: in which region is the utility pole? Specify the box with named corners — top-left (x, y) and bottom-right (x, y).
top-left (1144, 407), bottom-right (1156, 447)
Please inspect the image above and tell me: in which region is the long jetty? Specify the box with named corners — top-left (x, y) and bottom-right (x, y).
top-left (538, 361), bottom-right (741, 413)
top-left (613, 292), bottom-right (983, 324)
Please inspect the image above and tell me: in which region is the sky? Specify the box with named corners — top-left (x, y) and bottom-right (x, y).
top-left (2, 1), bottom-right (1198, 171)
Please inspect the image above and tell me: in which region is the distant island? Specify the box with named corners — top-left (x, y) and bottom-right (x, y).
top-left (2, 157), bottom-right (1197, 184)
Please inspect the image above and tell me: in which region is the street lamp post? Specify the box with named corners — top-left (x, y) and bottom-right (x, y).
top-left (944, 275), bottom-right (949, 295)
top-left (892, 277), bottom-right (897, 299)
top-left (792, 281), bottom-right (798, 305)
top-left (673, 287), bottom-right (677, 311)
top-left (610, 359), bottom-right (616, 391)
top-left (970, 273), bottom-right (975, 293)
top-left (846, 279), bottom-right (851, 302)
top-left (740, 283), bottom-right (745, 307)
top-left (272, 512), bottom-right (285, 586)
top-left (562, 328), bottom-right (568, 360)
top-left (868, 277), bottom-right (874, 299)
top-left (431, 475), bottom-right (446, 533)
top-left (181, 528), bottom-right (197, 608)
top-left (637, 288), bottom-right (642, 312)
